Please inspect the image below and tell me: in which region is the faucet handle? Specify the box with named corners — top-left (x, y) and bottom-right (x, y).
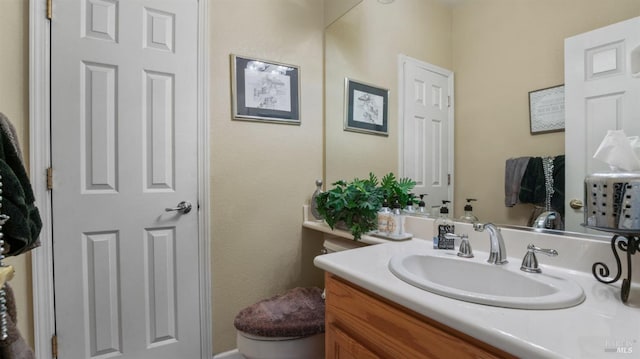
top-left (520, 244), bottom-right (558, 273)
top-left (457, 234), bottom-right (474, 258)
top-left (443, 233), bottom-right (474, 258)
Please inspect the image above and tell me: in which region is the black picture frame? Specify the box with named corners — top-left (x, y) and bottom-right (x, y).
top-left (344, 78), bottom-right (389, 136)
top-left (231, 54), bottom-right (300, 125)
top-left (528, 84), bottom-right (565, 134)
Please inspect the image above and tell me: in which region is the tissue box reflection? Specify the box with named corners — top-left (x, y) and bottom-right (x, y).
top-left (585, 172), bottom-right (640, 231)
top-left (593, 130), bottom-right (640, 172)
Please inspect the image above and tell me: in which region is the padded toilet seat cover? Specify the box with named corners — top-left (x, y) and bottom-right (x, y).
top-left (233, 287), bottom-right (325, 337)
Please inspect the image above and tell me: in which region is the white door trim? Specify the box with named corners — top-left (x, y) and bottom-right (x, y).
top-left (28, 1), bottom-right (212, 358)
top-left (29, 1), bottom-right (54, 358)
top-left (397, 54), bottom-right (455, 213)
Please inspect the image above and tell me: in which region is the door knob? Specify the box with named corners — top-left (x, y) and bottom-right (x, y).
top-left (569, 199), bottom-right (583, 210)
top-left (165, 201), bottom-right (192, 214)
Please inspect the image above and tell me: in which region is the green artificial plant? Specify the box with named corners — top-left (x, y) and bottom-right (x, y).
top-left (316, 172), bottom-right (416, 240)
top-left (379, 172), bottom-right (417, 208)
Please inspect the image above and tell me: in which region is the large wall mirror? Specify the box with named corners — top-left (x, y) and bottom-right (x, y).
top-left (324, 0), bottom-right (640, 235)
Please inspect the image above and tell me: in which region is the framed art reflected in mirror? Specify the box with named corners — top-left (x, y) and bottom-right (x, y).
top-left (529, 85), bottom-right (565, 135)
top-left (344, 78), bottom-right (389, 136)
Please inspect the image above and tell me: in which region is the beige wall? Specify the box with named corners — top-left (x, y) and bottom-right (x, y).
top-left (210, 0), bottom-right (325, 353)
top-left (325, 0), bottom-right (452, 187)
top-left (7, 0), bottom-right (640, 355)
top-left (0, 0), bottom-right (35, 348)
top-left (2, 0), bottom-right (326, 354)
top-left (325, 0), bottom-right (362, 27)
top-left (452, 0), bottom-right (640, 224)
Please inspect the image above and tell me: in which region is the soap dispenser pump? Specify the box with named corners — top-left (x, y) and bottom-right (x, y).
top-left (402, 193), bottom-right (416, 215)
top-left (459, 198), bottom-right (479, 223)
top-left (414, 194), bottom-right (430, 217)
top-left (433, 200), bottom-right (454, 249)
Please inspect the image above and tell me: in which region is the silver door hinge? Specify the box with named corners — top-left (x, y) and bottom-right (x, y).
top-left (51, 334), bottom-right (58, 358)
top-left (47, 0), bottom-right (52, 20)
top-left (447, 96), bottom-right (451, 108)
top-left (47, 167), bottom-right (53, 190)
top-left (448, 173), bottom-right (451, 186)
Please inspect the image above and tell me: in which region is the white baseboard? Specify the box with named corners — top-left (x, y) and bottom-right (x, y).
top-left (213, 349), bottom-right (243, 359)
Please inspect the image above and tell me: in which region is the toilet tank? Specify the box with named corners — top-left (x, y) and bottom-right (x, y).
top-left (323, 235), bottom-right (368, 253)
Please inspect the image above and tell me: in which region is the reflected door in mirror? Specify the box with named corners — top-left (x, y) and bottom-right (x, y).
top-left (400, 56), bottom-right (454, 211)
top-left (565, 16), bottom-right (640, 232)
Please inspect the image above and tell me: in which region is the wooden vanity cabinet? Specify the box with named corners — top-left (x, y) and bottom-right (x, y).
top-left (324, 273), bottom-right (516, 359)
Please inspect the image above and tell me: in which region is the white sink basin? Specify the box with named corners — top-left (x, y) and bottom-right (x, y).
top-left (388, 252), bottom-right (585, 310)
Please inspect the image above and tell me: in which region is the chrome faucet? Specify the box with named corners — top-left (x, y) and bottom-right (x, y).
top-left (473, 223), bottom-right (508, 264)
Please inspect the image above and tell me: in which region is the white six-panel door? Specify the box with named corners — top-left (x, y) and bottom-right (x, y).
top-left (399, 55), bottom-right (454, 212)
top-left (564, 16), bottom-right (640, 232)
top-left (51, 1), bottom-right (201, 357)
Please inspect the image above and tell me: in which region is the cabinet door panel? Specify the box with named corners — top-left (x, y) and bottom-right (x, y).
top-left (326, 324), bottom-right (381, 359)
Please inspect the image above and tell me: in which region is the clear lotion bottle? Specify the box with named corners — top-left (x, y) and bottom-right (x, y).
top-left (389, 199), bottom-right (404, 237)
top-left (459, 198), bottom-right (479, 223)
top-left (402, 194), bottom-right (416, 215)
top-left (377, 200), bottom-right (392, 234)
top-left (414, 194), bottom-right (430, 217)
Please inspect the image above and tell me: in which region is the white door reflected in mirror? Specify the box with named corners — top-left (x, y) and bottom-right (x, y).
top-left (399, 55), bottom-right (454, 211)
top-left (565, 16), bottom-right (640, 233)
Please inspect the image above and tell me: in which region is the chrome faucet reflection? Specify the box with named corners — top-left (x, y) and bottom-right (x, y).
top-left (532, 210), bottom-right (563, 230)
top-left (473, 223), bottom-right (508, 265)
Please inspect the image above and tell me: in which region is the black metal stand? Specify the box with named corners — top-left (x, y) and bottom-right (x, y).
top-left (592, 233), bottom-right (640, 303)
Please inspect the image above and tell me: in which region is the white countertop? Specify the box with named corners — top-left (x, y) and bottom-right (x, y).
top-left (306, 207), bottom-right (640, 358)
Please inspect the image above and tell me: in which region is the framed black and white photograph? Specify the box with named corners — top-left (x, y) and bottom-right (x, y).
top-left (231, 54), bottom-right (300, 125)
top-left (529, 85), bottom-right (565, 134)
top-left (344, 78), bottom-right (389, 136)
